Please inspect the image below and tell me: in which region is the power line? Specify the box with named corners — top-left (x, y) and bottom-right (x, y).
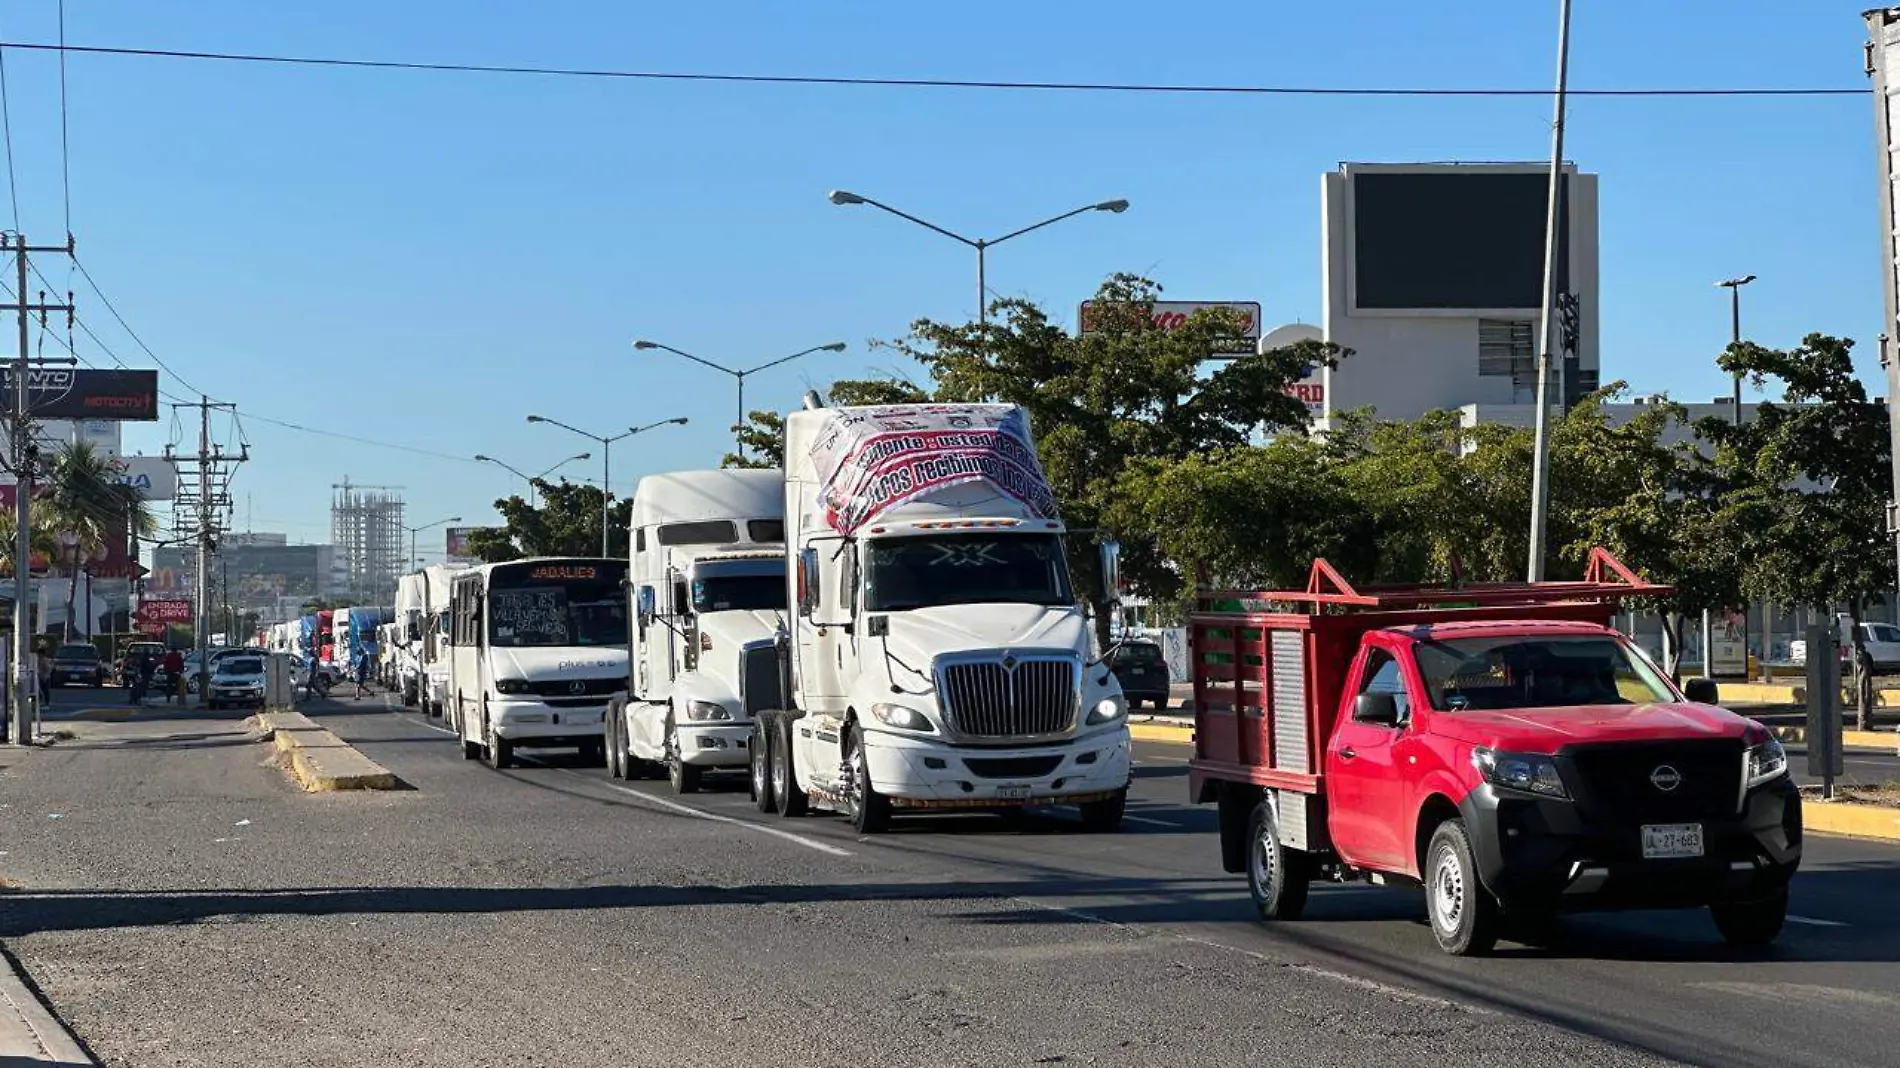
top-left (0, 40), bottom-right (1868, 99)
top-left (0, 28), bottom-right (19, 230)
top-left (238, 411), bottom-right (480, 464)
top-left (69, 253), bottom-right (209, 397)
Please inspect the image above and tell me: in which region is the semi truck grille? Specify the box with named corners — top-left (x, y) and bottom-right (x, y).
top-left (1561, 739), bottom-right (1745, 823)
top-left (937, 658), bottom-right (1076, 738)
top-left (739, 643), bottom-right (785, 714)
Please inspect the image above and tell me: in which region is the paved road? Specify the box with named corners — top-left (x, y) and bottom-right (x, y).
top-left (0, 691), bottom-right (1894, 1067)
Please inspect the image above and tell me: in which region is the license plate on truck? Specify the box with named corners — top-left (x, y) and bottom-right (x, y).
top-left (996, 784), bottom-right (1032, 800)
top-left (1641, 823), bottom-right (1704, 859)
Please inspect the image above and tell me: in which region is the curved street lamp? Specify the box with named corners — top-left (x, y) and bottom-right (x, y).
top-left (405, 515), bottom-right (464, 572)
top-left (525, 415), bottom-right (689, 557)
top-left (632, 340), bottom-right (844, 460)
top-left (827, 190), bottom-right (1128, 328)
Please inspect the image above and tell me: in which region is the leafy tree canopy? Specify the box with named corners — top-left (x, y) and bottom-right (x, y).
top-left (467, 479), bottom-right (633, 562)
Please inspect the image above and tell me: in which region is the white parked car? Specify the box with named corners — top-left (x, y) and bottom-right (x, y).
top-left (1791, 620), bottom-right (1900, 673)
top-left (206, 654), bottom-right (268, 710)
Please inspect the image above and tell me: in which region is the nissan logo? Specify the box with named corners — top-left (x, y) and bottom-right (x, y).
top-left (1650, 765), bottom-right (1683, 792)
top-left (568, 681), bottom-right (584, 695)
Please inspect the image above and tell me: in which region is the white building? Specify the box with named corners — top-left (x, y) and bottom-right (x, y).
top-left (1319, 162), bottom-right (1600, 428)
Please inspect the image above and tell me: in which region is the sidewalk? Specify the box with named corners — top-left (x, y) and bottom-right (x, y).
top-left (0, 950), bottom-right (94, 1065)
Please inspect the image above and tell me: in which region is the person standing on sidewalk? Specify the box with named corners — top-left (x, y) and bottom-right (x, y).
top-left (33, 644), bottom-right (51, 710)
top-left (162, 647), bottom-right (185, 705)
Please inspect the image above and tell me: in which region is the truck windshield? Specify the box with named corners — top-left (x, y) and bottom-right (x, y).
top-left (487, 562), bottom-right (629, 648)
top-left (1413, 634), bottom-right (1675, 711)
top-left (863, 533), bottom-right (1072, 612)
top-left (693, 574), bottom-right (785, 613)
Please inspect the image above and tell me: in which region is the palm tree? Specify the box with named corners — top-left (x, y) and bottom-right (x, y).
top-left (42, 443), bottom-right (158, 639)
top-left (0, 508), bottom-right (61, 580)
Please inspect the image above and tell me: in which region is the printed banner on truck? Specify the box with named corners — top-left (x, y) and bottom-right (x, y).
top-left (0, 368), bottom-right (160, 421)
top-left (809, 404), bottom-right (1058, 536)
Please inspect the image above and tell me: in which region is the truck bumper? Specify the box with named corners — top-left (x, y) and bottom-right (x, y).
top-left (491, 700), bottom-right (606, 744)
top-left (862, 727), bottom-right (1130, 808)
top-left (1459, 774), bottom-right (1802, 912)
top-left (677, 722), bottom-right (751, 767)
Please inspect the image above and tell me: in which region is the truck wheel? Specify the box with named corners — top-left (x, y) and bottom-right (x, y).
top-left (1078, 789), bottom-right (1127, 832)
top-left (483, 707), bottom-right (513, 770)
top-left (1246, 797), bottom-right (1309, 920)
top-left (773, 715), bottom-right (807, 817)
top-left (1425, 820), bottom-right (1499, 956)
top-left (1711, 887), bottom-right (1788, 948)
top-left (606, 712), bottom-right (627, 780)
top-left (665, 718), bottom-right (701, 794)
top-left (750, 722), bottom-right (775, 813)
top-left (846, 722), bottom-right (890, 834)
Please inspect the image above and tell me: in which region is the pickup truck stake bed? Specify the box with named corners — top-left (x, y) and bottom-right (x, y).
top-left (1188, 549), bottom-right (1800, 956)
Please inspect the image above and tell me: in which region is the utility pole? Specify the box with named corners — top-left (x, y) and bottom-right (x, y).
top-left (2, 234), bottom-right (75, 746)
top-left (1525, 0), bottom-right (1573, 583)
top-left (164, 396), bottom-right (245, 701)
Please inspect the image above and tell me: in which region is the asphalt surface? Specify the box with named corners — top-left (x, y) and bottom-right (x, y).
top-left (0, 688), bottom-right (1895, 1068)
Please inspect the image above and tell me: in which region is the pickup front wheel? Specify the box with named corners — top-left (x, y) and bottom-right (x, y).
top-left (1425, 819), bottom-right (1499, 956)
top-left (1247, 797), bottom-right (1309, 921)
top-left (1710, 887), bottom-right (1788, 948)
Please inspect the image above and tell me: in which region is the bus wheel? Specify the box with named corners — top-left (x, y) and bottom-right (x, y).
top-left (483, 707), bottom-right (512, 770)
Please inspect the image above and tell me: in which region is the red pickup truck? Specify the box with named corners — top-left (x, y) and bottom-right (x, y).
top-left (1187, 550), bottom-right (1800, 956)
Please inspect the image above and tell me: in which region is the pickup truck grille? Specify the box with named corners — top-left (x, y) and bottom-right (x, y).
top-left (938, 658), bottom-right (1075, 738)
top-left (1562, 739), bottom-right (1745, 823)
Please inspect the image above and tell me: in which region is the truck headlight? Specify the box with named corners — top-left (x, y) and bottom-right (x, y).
top-left (870, 703), bottom-right (934, 733)
top-left (685, 700), bottom-right (732, 722)
top-left (1472, 747), bottom-right (1569, 799)
top-left (1746, 737), bottom-right (1788, 788)
top-left (494, 677), bottom-right (530, 695)
top-left (1085, 695), bottom-right (1126, 726)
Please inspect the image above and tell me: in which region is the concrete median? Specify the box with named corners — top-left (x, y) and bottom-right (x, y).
top-left (248, 710), bottom-right (403, 792)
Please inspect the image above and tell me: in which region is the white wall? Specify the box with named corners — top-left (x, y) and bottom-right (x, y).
top-left (1320, 164), bottom-right (1600, 428)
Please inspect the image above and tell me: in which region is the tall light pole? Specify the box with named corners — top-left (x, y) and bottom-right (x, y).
top-left (526, 415), bottom-right (688, 557)
top-left (632, 341), bottom-right (843, 460)
top-left (827, 190), bottom-right (1128, 330)
top-left (474, 452), bottom-right (588, 508)
top-left (1706, 273), bottom-right (1757, 680)
top-left (1525, 0), bottom-right (1573, 584)
top-left (405, 516), bottom-right (463, 573)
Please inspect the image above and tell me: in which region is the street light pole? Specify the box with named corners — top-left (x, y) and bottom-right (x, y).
top-left (405, 516), bottom-right (463, 573)
top-left (633, 341), bottom-right (843, 461)
top-left (1707, 274), bottom-right (1757, 680)
top-left (1525, 0), bottom-right (1573, 584)
top-left (527, 415), bottom-right (687, 557)
top-left (827, 191), bottom-right (1128, 332)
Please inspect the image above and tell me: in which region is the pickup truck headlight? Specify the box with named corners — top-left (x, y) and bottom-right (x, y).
top-left (1472, 747), bottom-right (1569, 800)
top-left (1746, 736), bottom-right (1788, 788)
top-left (1085, 695), bottom-right (1126, 726)
top-left (869, 702), bottom-right (934, 733)
top-left (684, 700), bottom-right (732, 722)
top-left (494, 677), bottom-right (531, 695)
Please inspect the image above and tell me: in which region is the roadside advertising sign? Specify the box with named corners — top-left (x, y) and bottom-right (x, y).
top-left (1078, 300), bottom-right (1262, 355)
top-left (1260, 324), bottom-right (1326, 417)
top-left (109, 456), bottom-right (178, 501)
top-left (445, 527), bottom-right (485, 562)
top-left (0, 368), bottom-right (160, 421)
top-left (809, 404), bottom-right (1058, 537)
top-left (136, 599), bottom-right (193, 626)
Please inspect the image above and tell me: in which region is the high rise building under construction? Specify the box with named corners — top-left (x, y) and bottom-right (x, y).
top-left (331, 479), bottom-right (404, 602)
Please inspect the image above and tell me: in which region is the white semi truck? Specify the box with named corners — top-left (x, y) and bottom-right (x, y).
top-left (392, 571), bottom-right (427, 706)
top-left (754, 398), bottom-right (1131, 833)
top-left (419, 563), bottom-right (462, 717)
top-left (609, 469), bottom-right (786, 793)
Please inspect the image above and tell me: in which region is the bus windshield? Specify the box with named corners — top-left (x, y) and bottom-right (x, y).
top-left (487, 562), bottom-right (629, 648)
top-left (863, 533), bottom-right (1072, 612)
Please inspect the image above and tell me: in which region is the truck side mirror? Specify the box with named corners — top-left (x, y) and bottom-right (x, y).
top-left (1683, 678), bottom-right (1719, 705)
top-left (866, 615), bottom-right (888, 638)
top-left (1352, 692), bottom-right (1402, 727)
top-left (1098, 539), bottom-right (1122, 606)
top-left (671, 578), bottom-right (692, 618)
top-left (636, 585), bottom-right (656, 625)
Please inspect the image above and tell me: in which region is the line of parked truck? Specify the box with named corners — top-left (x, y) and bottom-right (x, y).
top-left (307, 394), bottom-right (1809, 955)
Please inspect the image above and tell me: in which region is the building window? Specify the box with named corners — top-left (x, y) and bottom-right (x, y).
top-left (1477, 319), bottom-right (1534, 378)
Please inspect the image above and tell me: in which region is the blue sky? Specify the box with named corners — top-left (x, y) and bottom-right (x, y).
top-left (0, 1), bottom-right (1880, 558)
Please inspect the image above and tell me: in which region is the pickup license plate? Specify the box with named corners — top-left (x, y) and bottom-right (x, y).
top-left (1641, 823), bottom-right (1704, 859)
top-left (996, 784), bottom-right (1032, 800)
top-left (1127, 668), bottom-right (1146, 677)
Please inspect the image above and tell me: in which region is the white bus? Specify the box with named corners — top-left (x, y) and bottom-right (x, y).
top-left (448, 557), bottom-right (629, 769)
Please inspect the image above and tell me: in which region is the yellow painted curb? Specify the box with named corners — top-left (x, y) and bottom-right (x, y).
top-left (1803, 798), bottom-right (1900, 841)
top-left (1768, 726), bottom-right (1896, 752)
top-left (250, 711), bottom-right (404, 792)
top-left (1129, 721), bottom-right (1193, 745)
top-left (1722, 682), bottom-right (1898, 707)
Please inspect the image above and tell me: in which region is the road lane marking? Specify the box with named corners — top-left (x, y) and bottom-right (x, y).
top-left (1785, 914), bottom-right (1849, 927)
top-left (1123, 814), bottom-right (1178, 829)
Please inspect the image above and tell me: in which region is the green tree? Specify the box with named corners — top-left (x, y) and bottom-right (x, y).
top-left (43, 443), bottom-right (158, 639)
top-left (1705, 334), bottom-right (1891, 728)
top-left (467, 479), bottom-right (633, 562)
top-left (720, 378), bottom-right (930, 470)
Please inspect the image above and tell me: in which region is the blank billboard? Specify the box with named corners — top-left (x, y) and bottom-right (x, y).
top-left (1352, 171), bottom-right (1569, 311)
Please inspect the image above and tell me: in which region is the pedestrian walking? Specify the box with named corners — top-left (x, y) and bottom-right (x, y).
top-left (34, 644), bottom-right (51, 709)
top-left (354, 647), bottom-right (373, 698)
top-left (163, 648), bottom-right (185, 705)
top-left (133, 652), bottom-right (156, 705)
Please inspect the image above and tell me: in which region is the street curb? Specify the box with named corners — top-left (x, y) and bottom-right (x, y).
top-left (248, 711), bottom-right (404, 792)
top-left (1768, 725), bottom-right (1896, 752)
top-left (1128, 718), bottom-right (1193, 745)
top-left (0, 946), bottom-right (95, 1065)
top-left (1724, 681), bottom-right (1899, 707)
top-left (1803, 798), bottom-right (1900, 842)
